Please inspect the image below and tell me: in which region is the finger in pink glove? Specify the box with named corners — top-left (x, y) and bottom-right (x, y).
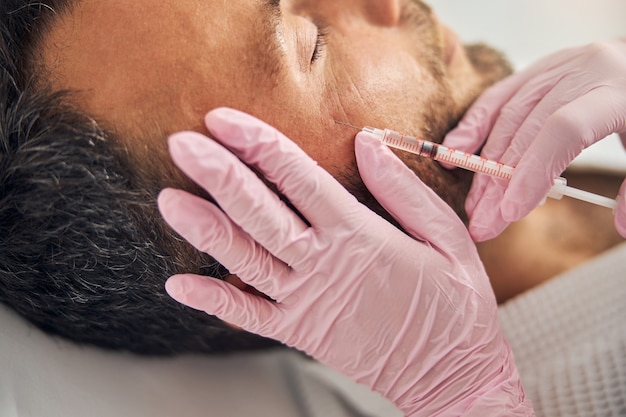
top-left (443, 39), bottom-right (626, 241)
top-left (616, 179), bottom-right (626, 238)
top-left (159, 108), bottom-right (533, 416)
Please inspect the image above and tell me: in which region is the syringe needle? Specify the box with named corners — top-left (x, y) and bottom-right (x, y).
top-left (334, 120), bottom-right (361, 130)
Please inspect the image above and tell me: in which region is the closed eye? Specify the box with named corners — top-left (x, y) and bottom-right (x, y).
top-left (311, 22), bottom-right (328, 63)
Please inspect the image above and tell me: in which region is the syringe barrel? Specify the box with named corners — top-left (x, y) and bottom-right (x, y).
top-left (379, 129), bottom-right (514, 179)
top-left (364, 126), bottom-right (618, 210)
top-left (437, 149), bottom-right (514, 180)
top-left (375, 128), bottom-right (427, 156)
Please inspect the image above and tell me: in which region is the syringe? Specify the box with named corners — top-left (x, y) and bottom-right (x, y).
top-left (363, 126), bottom-right (618, 210)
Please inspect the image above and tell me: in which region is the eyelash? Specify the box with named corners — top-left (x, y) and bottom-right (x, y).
top-left (311, 23), bottom-right (329, 63)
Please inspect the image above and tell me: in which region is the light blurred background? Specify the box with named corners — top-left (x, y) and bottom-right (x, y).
top-left (432, 0), bottom-right (626, 69)
top-left (431, 0), bottom-right (626, 171)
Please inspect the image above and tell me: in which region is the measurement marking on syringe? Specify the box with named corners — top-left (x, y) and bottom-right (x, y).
top-left (365, 125), bottom-right (618, 210)
top-left (384, 130), bottom-right (512, 179)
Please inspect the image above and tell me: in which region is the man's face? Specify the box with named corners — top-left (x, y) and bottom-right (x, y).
top-left (43, 0), bottom-right (511, 215)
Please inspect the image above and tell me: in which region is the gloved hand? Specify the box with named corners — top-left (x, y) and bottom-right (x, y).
top-left (158, 108), bottom-right (533, 416)
top-left (443, 39), bottom-right (626, 241)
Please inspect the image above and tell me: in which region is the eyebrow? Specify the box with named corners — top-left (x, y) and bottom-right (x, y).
top-left (257, 0), bottom-right (285, 86)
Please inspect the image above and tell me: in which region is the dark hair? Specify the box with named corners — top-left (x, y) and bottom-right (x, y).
top-left (0, 1), bottom-right (279, 354)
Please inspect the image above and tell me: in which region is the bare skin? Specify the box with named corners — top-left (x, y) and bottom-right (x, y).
top-left (41, 0), bottom-right (510, 209)
top-left (39, 0), bottom-right (619, 306)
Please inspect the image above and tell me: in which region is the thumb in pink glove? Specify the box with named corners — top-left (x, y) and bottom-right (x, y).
top-left (617, 133), bottom-right (626, 237)
top-left (443, 39), bottom-right (626, 241)
top-left (158, 107), bottom-right (533, 416)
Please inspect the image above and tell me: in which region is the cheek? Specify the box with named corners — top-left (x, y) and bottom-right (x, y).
top-left (327, 41), bottom-right (444, 134)
top-left (280, 117), bottom-right (357, 179)
top-left (213, 79), bottom-right (355, 178)
top-left (251, 97), bottom-right (358, 181)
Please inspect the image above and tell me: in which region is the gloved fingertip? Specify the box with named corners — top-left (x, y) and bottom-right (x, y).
top-left (467, 200), bottom-right (510, 242)
top-left (500, 203), bottom-right (524, 224)
top-left (355, 131), bottom-right (385, 152)
top-left (614, 184), bottom-right (626, 238)
top-left (168, 130), bottom-right (201, 144)
top-left (205, 107), bottom-right (245, 127)
top-left (165, 275), bottom-right (191, 305)
top-left (443, 105), bottom-right (495, 155)
top-left (615, 218), bottom-right (626, 239)
top-left (167, 131), bottom-right (209, 161)
top-left (206, 108), bottom-right (288, 156)
top-left (466, 204), bottom-right (489, 241)
top-left (167, 132), bottom-right (185, 152)
top-left (166, 274), bottom-right (225, 314)
top-left (615, 209), bottom-right (626, 238)
top-left (468, 221), bottom-right (499, 242)
top-left (465, 188), bottom-right (490, 219)
top-left (500, 193), bottom-right (536, 223)
top-left (355, 131), bottom-right (400, 175)
top-left (464, 191), bottom-right (481, 218)
top-left (157, 187), bottom-right (178, 207)
top-left (441, 128), bottom-right (470, 150)
top-left (204, 107), bottom-right (260, 148)
top-left (156, 188), bottom-right (179, 221)
top-left (464, 175), bottom-right (495, 217)
top-left (500, 197), bottom-right (516, 223)
top-left (442, 118), bottom-right (484, 150)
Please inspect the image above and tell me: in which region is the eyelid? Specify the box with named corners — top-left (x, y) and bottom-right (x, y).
top-left (311, 20), bottom-right (329, 64)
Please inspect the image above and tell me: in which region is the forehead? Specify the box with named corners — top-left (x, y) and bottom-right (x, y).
top-left (42, 0), bottom-right (279, 135)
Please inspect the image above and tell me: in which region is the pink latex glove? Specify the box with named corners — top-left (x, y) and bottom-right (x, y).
top-left (443, 39), bottom-right (626, 241)
top-left (158, 108), bottom-right (533, 416)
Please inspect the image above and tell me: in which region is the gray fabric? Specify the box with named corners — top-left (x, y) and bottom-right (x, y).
top-left (499, 242), bottom-right (626, 417)
top-left (2, 244), bottom-right (625, 416)
top-left (0, 302), bottom-right (400, 417)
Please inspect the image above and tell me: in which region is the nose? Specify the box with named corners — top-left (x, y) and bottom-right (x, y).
top-left (360, 0), bottom-right (401, 27)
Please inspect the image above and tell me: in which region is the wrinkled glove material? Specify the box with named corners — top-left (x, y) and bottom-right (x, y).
top-left (159, 108), bottom-right (534, 416)
top-left (443, 39), bottom-right (626, 241)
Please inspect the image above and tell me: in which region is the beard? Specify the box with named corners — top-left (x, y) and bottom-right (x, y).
top-left (339, 42), bottom-right (513, 228)
top-left (465, 43), bottom-right (515, 91)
